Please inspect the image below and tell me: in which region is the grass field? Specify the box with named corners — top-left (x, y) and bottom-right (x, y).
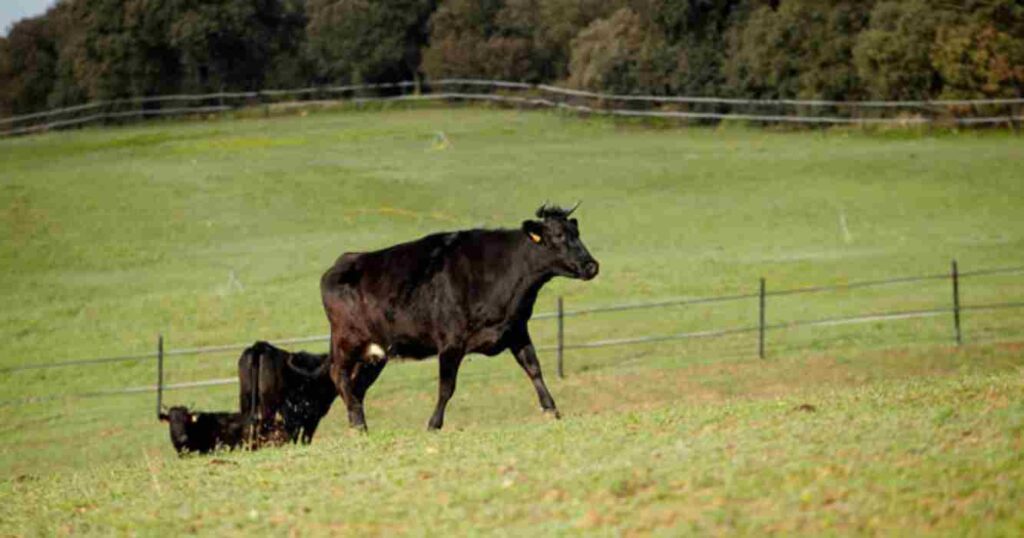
top-left (1, 105), bottom-right (1023, 534)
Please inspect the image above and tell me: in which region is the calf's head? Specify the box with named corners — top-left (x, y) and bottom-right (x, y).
top-left (159, 406), bottom-right (197, 448)
top-left (523, 203), bottom-right (599, 280)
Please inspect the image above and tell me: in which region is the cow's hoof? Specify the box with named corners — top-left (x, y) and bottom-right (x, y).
top-left (543, 408), bottom-right (562, 420)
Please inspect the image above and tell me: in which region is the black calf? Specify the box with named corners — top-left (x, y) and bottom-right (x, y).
top-left (158, 406), bottom-right (288, 455)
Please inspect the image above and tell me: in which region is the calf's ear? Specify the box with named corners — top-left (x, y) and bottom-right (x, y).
top-left (522, 220), bottom-right (544, 244)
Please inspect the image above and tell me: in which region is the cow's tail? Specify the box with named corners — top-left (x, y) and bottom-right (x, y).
top-left (238, 342), bottom-right (272, 422)
top-left (241, 341), bottom-right (273, 439)
top-left (246, 340), bottom-right (274, 359)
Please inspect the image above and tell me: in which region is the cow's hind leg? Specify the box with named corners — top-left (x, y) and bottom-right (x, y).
top-left (427, 349), bottom-right (464, 431)
top-left (511, 337), bottom-right (560, 419)
top-left (300, 418), bottom-right (321, 444)
top-left (330, 347), bottom-right (368, 432)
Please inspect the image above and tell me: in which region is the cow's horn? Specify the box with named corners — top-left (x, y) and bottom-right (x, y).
top-left (567, 200), bottom-right (581, 216)
top-left (535, 200), bottom-right (550, 218)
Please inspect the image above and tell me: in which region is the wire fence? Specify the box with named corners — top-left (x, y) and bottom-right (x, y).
top-left (3, 79), bottom-right (1023, 137)
top-left (2, 261), bottom-right (1022, 407)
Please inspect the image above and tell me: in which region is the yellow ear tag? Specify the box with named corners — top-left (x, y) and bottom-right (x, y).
top-left (529, 232), bottom-right (542, 244)
top-left (191, 415), bottom-right (198, 423)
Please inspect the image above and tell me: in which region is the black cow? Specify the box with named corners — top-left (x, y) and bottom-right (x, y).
top-left (159, 406), bottom-right (290, 455)
top-left (238, 341), bottom-right (336, 444)
top-left (320, 203), bottom-right (599, 431)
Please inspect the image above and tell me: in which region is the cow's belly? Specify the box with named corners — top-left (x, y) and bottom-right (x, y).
top-left (389, 339), bottom-right (436, 360)
top-left (378, 313), bottom-right (515, 359)
top-left (466, 326), bottom-right (512, 356)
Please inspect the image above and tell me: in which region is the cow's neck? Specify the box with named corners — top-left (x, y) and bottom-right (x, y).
top-left (494, 231), bottom-right (558, 319)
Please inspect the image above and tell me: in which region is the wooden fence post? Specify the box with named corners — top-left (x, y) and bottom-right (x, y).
top-left (557, 296), bottom-right (565, 379)
top-left (156, 334), bottom-right (164, 418)
top-left (952, 260), bottom-right (962, 345)
top-left (758, 278), bottom-right (766, 359)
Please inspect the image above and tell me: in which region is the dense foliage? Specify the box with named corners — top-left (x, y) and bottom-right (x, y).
top-left (1, 0), bottom-right (1021, 116)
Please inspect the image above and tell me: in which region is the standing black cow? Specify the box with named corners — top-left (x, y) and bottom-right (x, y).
top-left (238, 341), bottom-right (336, 444)
top-left (320, 203), bottom-right (599, 431)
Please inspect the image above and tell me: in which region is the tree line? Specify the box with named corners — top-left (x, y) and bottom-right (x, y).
top-left (2, 0), bottom-right (1022, 117)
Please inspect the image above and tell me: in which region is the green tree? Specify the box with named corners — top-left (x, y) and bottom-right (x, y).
top-left (422, 0), bottom-right (621, 82)
top-left (853, 0), bottom-right (945, 101)
top-left (723, 0), bottom-right (874, 100)
top-left (35, 0), bottom-right (183, 102)
top-left (567, 7), bottom-right (674, 93)
top-left (0, 15), bottom-right (59, 115)
top-left (930, 0), bottom-right (1024, 99)
top-left (44, 1), bottom-right (88, 109)
top-left (532, 0), bottom-right (624, 80)
top-left (167, 0), bottom-right (291, 92)
top-left (420, 0), bottom-right (507, 79)
top-left (263, 0), bottom-right (310, 89)
top-left (306, 0), bottom-right (436, 84)
top-left (632, 0), bottom-right (742, 95)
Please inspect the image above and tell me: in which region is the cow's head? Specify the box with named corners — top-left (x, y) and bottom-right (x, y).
top-left (523, 202), bottom-right (599, 280)
top-left (160, 406), bottom-right (197, 448)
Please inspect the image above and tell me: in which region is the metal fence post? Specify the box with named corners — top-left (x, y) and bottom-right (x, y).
top-left (952, 260), bottom-right (962, 345)
top-left (156, 334), bottom-right (164, 418)
top-left (557, 296), bottom-right (565, 379)
top-left (758, 278), bottom-right (766, 359)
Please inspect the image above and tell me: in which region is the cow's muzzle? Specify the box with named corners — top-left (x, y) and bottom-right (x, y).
top-left (578, 260), bottom-right (599, 280)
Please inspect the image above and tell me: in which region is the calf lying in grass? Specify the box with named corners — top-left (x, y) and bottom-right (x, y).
top-left (158, 406), bottom-right (288, 455)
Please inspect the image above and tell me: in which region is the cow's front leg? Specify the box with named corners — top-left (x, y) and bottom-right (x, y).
top-left (427, 349), bottom-right (464, 431)
top-left (330, 351), bottom-right (367, 432)
top-left (510, 336), bottom-right (560, 419)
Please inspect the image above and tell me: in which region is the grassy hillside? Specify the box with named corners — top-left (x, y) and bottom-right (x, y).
top-left (1, 106), bottom-right (1022, 534)
top-left (3, 343), bottom-right (1023, 535)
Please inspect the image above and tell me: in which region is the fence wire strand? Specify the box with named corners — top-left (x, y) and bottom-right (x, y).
top-left (3, 264), bottom-right (1021, 374)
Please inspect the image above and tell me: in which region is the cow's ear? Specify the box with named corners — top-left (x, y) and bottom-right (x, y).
top-left (522, 220), bottom-right (544, 244)
top-left (158, 413), bottom-right (169, 422)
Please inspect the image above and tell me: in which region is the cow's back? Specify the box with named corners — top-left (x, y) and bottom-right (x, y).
top-left (321, 232), bottom-right (458, 298)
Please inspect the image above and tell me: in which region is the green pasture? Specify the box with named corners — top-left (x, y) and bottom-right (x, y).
top-left (1, 106), bottom-right (1022, 534)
